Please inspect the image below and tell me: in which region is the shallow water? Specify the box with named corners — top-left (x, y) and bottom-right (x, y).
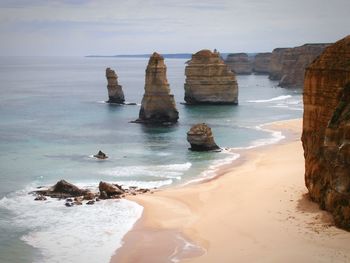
top-left (0, 56), bottom-right (302, 262)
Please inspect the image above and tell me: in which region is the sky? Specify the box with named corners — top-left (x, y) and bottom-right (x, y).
top-left (0, 0), bottom-right (349, 56)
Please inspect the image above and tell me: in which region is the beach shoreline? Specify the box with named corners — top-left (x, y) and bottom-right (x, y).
top-left (111, 118), bottom-right (350, 263)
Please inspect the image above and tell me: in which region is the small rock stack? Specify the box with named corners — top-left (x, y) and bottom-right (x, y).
top-left (187, 123), bottom-right (220, 151)
top-left (106, 67), bottom-right (125, 104)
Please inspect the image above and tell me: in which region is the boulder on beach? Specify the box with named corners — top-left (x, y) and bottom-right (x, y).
top-left (35, 180), bottom-right (90, 199)
top-left (99, 181), bottom-right (125, 199)
top-left (187, 123), bottom-right (220, 151)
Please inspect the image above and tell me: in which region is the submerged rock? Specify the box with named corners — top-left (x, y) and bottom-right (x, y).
top-left (106, 67), bottom-right (125, 104)
top-left (302, 35), bottom-right (350, 230)
top-left (135, 52), bottom-right (179, 124)
top-left (187, 123), bottom-right (220, 151)
top-left (93, 150), bottom-right (108, 159)
top-left (185, 49), bottom-right (238, 105)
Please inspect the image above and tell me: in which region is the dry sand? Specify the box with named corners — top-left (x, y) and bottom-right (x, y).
top-left (111, 119), bottom-right (350, 263)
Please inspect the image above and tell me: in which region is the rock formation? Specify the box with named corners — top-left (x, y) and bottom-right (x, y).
top-left (268, 44), bottom-right (329, 88)
top-left (93, 150), bottom-right (108, 159)
top-left (253, 52), bottom-right (272, 74)
top-left (106, 67), bottom-right (125, 104)
top-left (302, 35), bottom-right (350, 230)
top-left (225, 53), bottom-right (253, 74)
top-left (136, 52), bottom-right (179, 124)
top-left (99, 181), bottom-right (124, 199)
top-left (185, 50), bottom-right (238, 105)
top-left (34, 180), bottom-right (91, 199)
top-left (187, 123), bottom-right (220, 151)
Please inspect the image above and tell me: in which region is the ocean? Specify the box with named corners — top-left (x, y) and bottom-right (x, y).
top-left (0, 56), bottom-right (302, 263)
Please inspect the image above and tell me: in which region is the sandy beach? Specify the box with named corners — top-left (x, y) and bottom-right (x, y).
top-left (111, 119), bottom-right (350, 263)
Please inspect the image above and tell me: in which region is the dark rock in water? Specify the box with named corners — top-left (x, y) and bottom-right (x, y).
top-left (86, 200), bottom-right (95, 205)
top-left (185, 49), bottom-right (238, 105)
top-left (65, 202), bottom-right (74, 207)
top-left (34, 195), bottom-right (47, 201)
top-left (66, 198), bottom-right (73, 202)
top-left (106, 67), bottom-right (125, 104)
top-left (187, 123), bottom-right (220, 151)
top-left (74, 201), bottom-right (83, 206)
top-left (93, 150), bottom-right (108, 159)
top-left (34, 180), bottom-right (89, 199)
top-left (99, 181), bottom-right (124, 199)
top-left (135, 52), bottom-right (179, 124)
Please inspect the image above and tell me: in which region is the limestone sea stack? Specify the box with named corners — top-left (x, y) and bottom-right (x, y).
top-left (136, 52), bottom-right (179, 124)
top-left (225, 53), bottom-right (253, 74)
top-left (185, 50), bottom-right (238, 105)
top-left (187, 123), bottom-right (220, 151)
top-left (106, 67), bottom-right (125, 104)
top-left (302, 35), bottom-right (350, 230)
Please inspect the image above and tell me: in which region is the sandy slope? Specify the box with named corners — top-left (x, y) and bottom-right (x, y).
top-left (111, 119), bottom-right (350, 263)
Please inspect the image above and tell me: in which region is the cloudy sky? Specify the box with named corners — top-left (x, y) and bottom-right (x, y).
top-left (0, 0), bottom-right (349, 56)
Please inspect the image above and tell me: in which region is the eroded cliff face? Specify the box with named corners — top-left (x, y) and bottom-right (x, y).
top-left (225, 53), bottom-right (253, 74)
top-left (185, 50), bottom-right (238, 105)
top-left (106, 68), bottom-right (125, 103)
top-left (302, 35), bottom-right (350, 230)
top-left (269, 44), bottom-right (329, 88)
top-left (137, 52), bottom-right (179, 124)
top-left (253, 52), bottom-right (272, 74)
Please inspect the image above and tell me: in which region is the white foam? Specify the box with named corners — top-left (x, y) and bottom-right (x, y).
top-left (100, 162), bottom-right (192, 180)
top-left (247, 95), bottom-right (292, 103)
top-left (0, 185), bottom-right (143, 263)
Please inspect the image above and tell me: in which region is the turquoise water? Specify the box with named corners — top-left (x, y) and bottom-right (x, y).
top-left (0, 56), bottom-right (302, 263)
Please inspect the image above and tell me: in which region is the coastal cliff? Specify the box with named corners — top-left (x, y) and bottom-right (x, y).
top-left (253, 52), bottom-right (272, 74)
top-left (269, 44), bottom-right (329, 88)
top-left (184, 49), bottom-right (238, 105)
top-left (225, 53), bottom-right (253, 74)
top-left (106, 68), bottom-right (125, 103)
top-left (302, 35), bottom-right (350, 230)
top-left (136, 52), bottom-right (179, 124)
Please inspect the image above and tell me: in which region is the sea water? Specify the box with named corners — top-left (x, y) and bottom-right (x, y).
top-left (0, 56), bottom-right (302, 263)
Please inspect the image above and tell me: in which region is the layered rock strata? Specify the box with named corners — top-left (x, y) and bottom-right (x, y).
top-left (136, 52), bottom-right (179, 124)
top-left (302, 35), bottom-right (350, 230)
top-left (225, 53), bottom-right (253, 74)
top-left (253, 52), bottom-right (272, 74)
top-left (106, 67), bottom-right (125, 103)
top-left (187, 123), bottom-right (220, 151)
top-left (269, 44), bottom-right (329, 87)
top-left (185, 50), bottom-right (238, 105)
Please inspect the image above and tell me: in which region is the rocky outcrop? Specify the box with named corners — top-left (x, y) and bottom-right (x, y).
top-left (302, 35), bottom-right (350, 230)
top-left (136, 52), bottom-right (179, 124)
top-left (187, 123), bottom-right (220, 151)
top-left (93, 150), bottom-right (108, 159)
top-left (185, 50), bottom-right (238, 105)
top-left (268, 44), bottom-right (329, 87)
top-left (106, 67), bottom-right (125, 104)
top-left (99, 181), bottom-right (124, 199)
top-left (225, 53), bottom-right (253, 74)
top-left (34, 180), bottom-right (90, 199)
top-left (253, 52), bottom-right (272, 74)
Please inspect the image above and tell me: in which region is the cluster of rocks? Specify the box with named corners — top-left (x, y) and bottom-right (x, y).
top-left (184, 49), bottom-right (238, 105)
top-left (225, 43), bottom-right (329, 88)
top-left (32, 180), bottom-right (151, 207)
top-left (302, 35), bottom-right (350, 230)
